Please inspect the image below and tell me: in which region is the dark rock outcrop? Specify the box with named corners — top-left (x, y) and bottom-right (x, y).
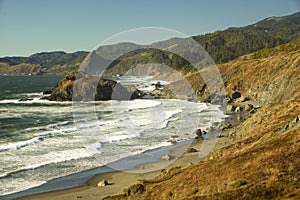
top-left (231, 91), bottom-right (242, 100)
top-left (186, 147), bottom-right (198, 153)
top-left (244, 104), bottom-right (254, 111)
top-left (42, 90), bottom-right (52, 95)
top-left (194, 129), bottom-right (205, 140)
top-left (44, 72), bottom-right (142, 101)
top-left (122, 183), bottom-right (146, 198)
top-left (226, 105), bottom-right (236, 113)
top-left (18, 98), bottom-right (33, 102)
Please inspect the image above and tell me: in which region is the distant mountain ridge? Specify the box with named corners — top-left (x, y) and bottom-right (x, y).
top-left (0, 11), bottom-right (299, 75)
top-left (0, 51), bottom-right (88, 75)
top-left (192, 11), bottom-right (300, 63)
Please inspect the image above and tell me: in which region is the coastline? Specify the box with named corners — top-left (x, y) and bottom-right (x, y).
top-left (0, 94), bottom-right (247, 200)
top-left (10, 130), bottom-right (233, 200)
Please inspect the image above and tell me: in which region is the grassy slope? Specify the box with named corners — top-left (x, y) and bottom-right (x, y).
top-left (164, 39), bottom-right (300, 105)
top-left (220, 39), bottom-right (300, 104)
top-left (104, 39), bottom-right (300, 200)
top-left (136, 102), bottom-right (300, 200)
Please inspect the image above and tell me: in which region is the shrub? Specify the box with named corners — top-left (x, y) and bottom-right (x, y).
top-left (191, 188), bottom-right (199, 194)
top-left (230, 180), bottom-right (247, 188)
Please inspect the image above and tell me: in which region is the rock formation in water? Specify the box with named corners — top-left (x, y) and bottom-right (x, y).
top-left (44, 71), bottom-right (142, 101)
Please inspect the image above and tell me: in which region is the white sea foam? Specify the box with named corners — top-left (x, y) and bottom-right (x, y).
top-left (14, 92), bottom-right (43, 96)
top-left (125, 99), bottom-right (162, 110)
top-left (0, 98), bottom-right (72, 105)
top-left (36, 127), bottom-right (78, 137)
top-left (0, 178), bottom-right (47, 196)
top-left (0, 125), bottom-right (79, 152)
top-left (0, 148), bottom-right (92, 177)
top-left (0, 137), bottom-right (44, 152)
top-left (105, 132), bottom-right (142, 143)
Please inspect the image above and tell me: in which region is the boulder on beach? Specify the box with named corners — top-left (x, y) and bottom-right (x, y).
top-left (167, 138), bottom-right (177, 144)
top-left (186, 147), bottom-right (198, 153)
top-left (194, 129), bottom-right (204, 140)
top-left (155, 82), bottom-right (162, 90)
top-left (97, 180), bottom-right (108, 187)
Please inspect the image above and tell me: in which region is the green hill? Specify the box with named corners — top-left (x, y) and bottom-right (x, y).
top-left (76, 11), bottom-right (300, 76)
top-left (104, 48), bottom-right (195, 75)
top-left (192, 12), bottom-right (300, 63)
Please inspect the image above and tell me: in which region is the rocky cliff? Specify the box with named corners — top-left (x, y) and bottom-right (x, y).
top-left (45, 72), bottom-right (141, 101)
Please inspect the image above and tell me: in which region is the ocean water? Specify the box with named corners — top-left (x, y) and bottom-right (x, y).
top-left (0, 75), bottom-right (226, 196)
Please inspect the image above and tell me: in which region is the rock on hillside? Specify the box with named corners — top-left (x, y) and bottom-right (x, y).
top-left (221, 39), bottom-right (300, 104)
top-left (45, 72), bottom-right (142, 101)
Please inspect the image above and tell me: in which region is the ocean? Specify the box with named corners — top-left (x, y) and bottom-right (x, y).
top-left (0, 75), bottom-right (226, 197)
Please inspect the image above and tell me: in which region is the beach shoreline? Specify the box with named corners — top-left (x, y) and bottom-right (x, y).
top-left (9, 130), bottom-right (233, 200)
top-left (0, 99), bottom-right (247, 200)
top-left (0, 101), bottom-right (244, 200)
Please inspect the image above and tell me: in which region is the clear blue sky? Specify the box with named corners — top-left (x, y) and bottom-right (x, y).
top-left (0, 0), bottom-right (299, 57)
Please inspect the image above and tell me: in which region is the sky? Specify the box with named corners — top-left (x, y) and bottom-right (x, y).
top-left (0, 0), bottom-right (299, 57)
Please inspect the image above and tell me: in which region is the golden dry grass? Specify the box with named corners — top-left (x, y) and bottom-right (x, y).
top-left (105, 101), bottom-right (300, 200)
top-left (105, 40), bottom-right (300, 200)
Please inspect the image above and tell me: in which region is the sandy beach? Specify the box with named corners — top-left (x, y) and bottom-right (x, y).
top-left (14, 134), bottom-right (232, 200)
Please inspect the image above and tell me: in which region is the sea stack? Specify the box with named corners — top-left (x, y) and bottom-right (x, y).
top-left (44, 71), bottom-right (142, 101)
